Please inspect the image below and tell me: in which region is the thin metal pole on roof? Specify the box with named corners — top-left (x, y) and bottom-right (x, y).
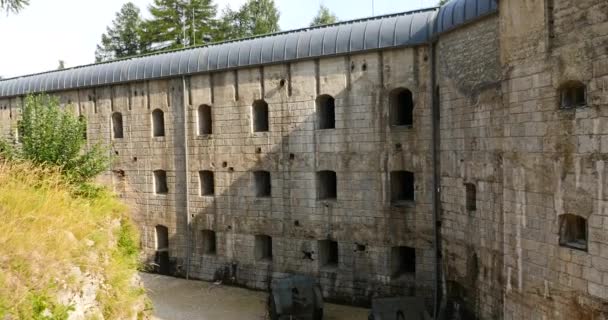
top-left (191, 0), bottom-right (195, 46)
top-left (183, 15), bottom-right (187, 48)
top-left (372, 0), bottom-right (375, 15)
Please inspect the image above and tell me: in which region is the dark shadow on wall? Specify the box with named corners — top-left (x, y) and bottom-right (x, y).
top-left (109, 50), bottom-right (436, 308)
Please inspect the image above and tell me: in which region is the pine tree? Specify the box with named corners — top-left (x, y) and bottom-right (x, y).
top-left (143, 0), bottom-right (217, 51)
top-left (215, 6), bottom-right (248, 40)
top-left (0, 0), bottom-right (28, 14)
top-left (217, 0), bottom-right (280, 40)
top-left (95, 2), bottom-right (145, 62)
top-left (310, 5), bottom-right (338, 27)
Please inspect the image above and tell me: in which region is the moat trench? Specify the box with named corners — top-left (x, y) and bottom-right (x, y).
top-left (141, 273), bottom-right (369, 320)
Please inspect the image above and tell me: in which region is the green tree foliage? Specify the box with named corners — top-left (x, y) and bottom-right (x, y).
top-left (0, 95), bottom-right (111, 183)
top-left (310, 5), bottom-right (338, 27)
top-left (438, 0), bottom-right (449, 5)
top-left (0, 0), bottom-right (28, 14)
top-left (143, 0), bottom-right (218, 51)
top-left (217, 0), bottom-right (280, 40)
top-left (95, 2), bottom-right (146, 62)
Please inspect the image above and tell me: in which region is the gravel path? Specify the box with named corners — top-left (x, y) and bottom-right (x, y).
top-left (140, 272), bottom-right (369, 320)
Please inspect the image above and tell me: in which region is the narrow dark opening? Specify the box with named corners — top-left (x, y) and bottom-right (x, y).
top-left (112, 112), bottom-right (124, 139)
top-left (255, 235), bottom-right (273, 261)
top-left (79, 115), bottom-right (87, 140)
top-left (198, 104), bottom-right (212, 135)
top-left (559, 214), bottom-right (587, 251)
top-left (200, 230), bottom-right (217, 255)
top-left (154, 170), bottom-right (168, 194)
top-left (152, 109), bottom-right (165, 137)
top-left (252, 100), bottom-right (269, 132)
top-left (465, 183), bottom-right (476, 211)
top-left (155, 225), bottom-right (169, 250)
top-left (199, 170), bottom-right (214, 196)
top-left (559, 81), bottom-right (586, 109)
top-left (391, 246), bottom-right (415, 277)
top-left (317, 170), bottom-right (337, 200)
top-left (254, 171), bottom-right (271, 197)
top-left (319, 240), bottom-right (338, 267)
top-left (316, 94), bottom-right (335, 129)
top-left (391, 171), bottom-right (415, 203)
top-left (390, 88), bottom-right (413, 126)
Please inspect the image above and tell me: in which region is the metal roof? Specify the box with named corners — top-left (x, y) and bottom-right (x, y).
top-left (435, 0), bottom-right (498, 34)
top-left (0, 0), bottom-right (497, 99)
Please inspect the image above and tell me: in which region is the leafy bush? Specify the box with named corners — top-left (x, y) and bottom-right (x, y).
top-left (1, 94), bottom-right (111, 184)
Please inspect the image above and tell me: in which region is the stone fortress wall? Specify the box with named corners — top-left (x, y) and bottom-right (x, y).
top-left (0, 0), bottom-right (607, 318)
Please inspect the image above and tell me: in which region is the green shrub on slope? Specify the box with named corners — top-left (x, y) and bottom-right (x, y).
top-left (1, 94), bottom-right (111, 184)
top-left (0, 163), bottom-right (145, 319)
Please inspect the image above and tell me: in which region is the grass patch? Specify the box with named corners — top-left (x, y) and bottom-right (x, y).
top-left (0, 162), bottom-right (145, 319)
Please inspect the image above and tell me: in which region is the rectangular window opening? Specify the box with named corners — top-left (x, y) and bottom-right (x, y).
top-left (154, 170), bottom-right (168, 194)
top-left (252, 100), bottom-right (269, 132)
top-left (391, 246), bottom-right (415, 278)
top-left (255, 235), bottom-right (272, 261)
top-left (316, 95), bottom-right (335, 129)
top-left (319, 240), bottom-right (339, 267)
top-left (317, 171), bottom-right (337, 200)
top-left (559, 214), bottom-right (587, 251)
top-left (465, 183), bottom-right (476, 211)
top-left (199, 171), bottom-right (214, 196)
top-left (254, 171), bottom-right (271, 197)
top-left (200, 230), bottom-right (217, 255)
top-left (198, 105), bottom-right (212, 135)
top-left (390, 171), bottom-right (414, 204)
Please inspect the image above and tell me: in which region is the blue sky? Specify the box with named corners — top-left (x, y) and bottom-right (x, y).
top-left (0, 0), bottom-right (438, 78)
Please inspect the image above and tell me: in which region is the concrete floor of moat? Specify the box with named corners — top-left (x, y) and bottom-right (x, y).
top-left (140, 272), bottom-right (370, 320)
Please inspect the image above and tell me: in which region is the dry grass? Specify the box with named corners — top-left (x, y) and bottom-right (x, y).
top-left (0, 162), bottom-right (144, 319)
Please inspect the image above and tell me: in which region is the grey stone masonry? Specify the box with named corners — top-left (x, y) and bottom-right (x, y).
top-left (0, 0), bottom-right (606, 318)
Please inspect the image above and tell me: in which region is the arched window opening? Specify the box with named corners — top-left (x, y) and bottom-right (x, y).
top-left (389, 88), bottom-right (413, 126)
top-left (112, 112), bottom-right (124, 139)
top-left (317, 170), bottom-right (337, 200)
top-left (254, 170), bottom-right (271, 197)
top-left (199, 170), bottom-right (214, 196)
top-left (152, 109), bottom-right (165, 137)
top-left (155, 225), bottom-right (169, 251)
top-left (559, 81), bottom-right (586, 109)
top-left (255, 235), bottom-right (273, 261)
top-left (198, 104), bottom-right (212, 135)
top-left (559, 214), bottom-right (587, 251)
top-left (316, 94), bottom-right (335, 129)
top-left (154, 170), bottom-right (168, 194)
top-left (200, 230), bottom-right (217, 255)
top-left (252, 100), bottom-right (269, 132)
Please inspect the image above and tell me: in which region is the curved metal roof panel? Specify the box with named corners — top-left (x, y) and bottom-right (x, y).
top-left (435, 0), bottom-right (498, 34)
top-left (0, 1), bottom-right (497, 98)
